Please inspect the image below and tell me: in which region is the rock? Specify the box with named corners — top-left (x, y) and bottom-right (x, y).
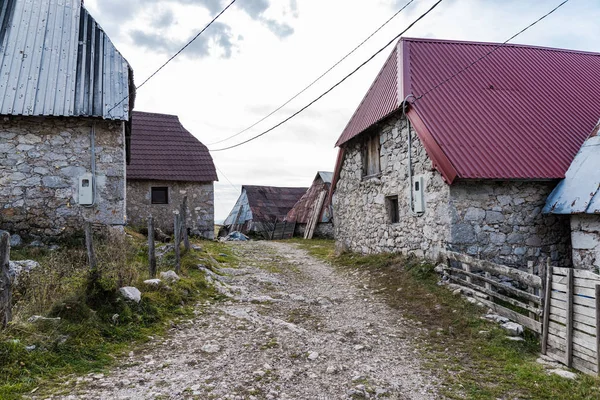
top-left (9, 234), bottom-right (21, 247)
top-left (505, 336), bottom-right (525, 342)
top-left (484, 314), bottom-right (509, 324)
top-left (191, 244), bottom-right (203, 251)
top-left (452, 288), bottom-right (462, 296)
top-left (501, 321), bottom-right (523, 336)
top-left (307, 351), bottom-right (319, 361)
top-left (549, 369), bottom-right (577, 380)
top-left (118, 287), bottom-right (141, 303)
top-left (28, 315), bottom-right (60, 323)
top-left (218, 253), bottom-right (228, 257)
top-left (434, 264), bottom-right (445, 274)
top-left (326, 365), bottom-right (337, 374)
top-left (201, 344), bottom-right (221, 353)
top-left (25, 345), bottom-right (36, 351)
top-left (160, 270), bottom-right (180, 283)
top-left (143, 279), bottom-right (162, 287)
top-left (48, 244), bottom-right (60, 251)
top-left (29, 240), bottom-right (44, 247)
top-left (9, 260), bottom-right (40, 283)
top-left (354, 345), bottom-right (365, 351)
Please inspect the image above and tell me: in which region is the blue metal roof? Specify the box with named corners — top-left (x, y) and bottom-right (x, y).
top-left (544, 135), bottom-right (600, 215)
top-left (0, 0), bottom-right (133, 120)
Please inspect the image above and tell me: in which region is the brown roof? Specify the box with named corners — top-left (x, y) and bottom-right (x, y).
top-left (244, 185), bottom-right (308, 223)
top-left (286, 172), bottom-right (333, 224)
top-left (128, 111), bottom-right (217, 182)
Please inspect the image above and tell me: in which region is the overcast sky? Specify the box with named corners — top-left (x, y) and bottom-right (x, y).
top-left (85, 0), bottom-right (600, 221)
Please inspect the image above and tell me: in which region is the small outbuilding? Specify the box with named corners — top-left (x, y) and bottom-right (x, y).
top-left (544, 126), bottom-right (600, 271)
top-left (0, 0), bottom-right (134, 240)
top-left (126, 111), bottom-right (217, 239)
top-left (285, 172), bottom-right (334, 239)
top-left (222, 185), bottom-right (307, 238)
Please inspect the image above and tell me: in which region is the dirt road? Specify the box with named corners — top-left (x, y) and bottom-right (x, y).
top-left (47, 241), bottom-right (438, 399)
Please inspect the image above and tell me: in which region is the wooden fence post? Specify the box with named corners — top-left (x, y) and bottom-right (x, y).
top-left (596, 284), bottom-right (600, 376)
top-left (180, 196), bottom-right (190, 252)
top-left (0, 232), bottom-right (11, 329)
top-left (566, 268), bottom-right (574, 367)
top-left (174, 214), bottom-right (181, 274)
top-left (84, 222), bottom-right (97, 270)
top-left (528, 261), bottom-right (536, 320)
top-left (148, 216), bottom-right (156, 278)
top-left (541, 260), bottom-right (552, 355)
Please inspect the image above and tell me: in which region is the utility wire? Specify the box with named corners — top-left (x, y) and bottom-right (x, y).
top-left (107, 0), bottom-right (237, 116)
top-left (209, 0), bottom-right (445, 152)
top-left (215, 164), bottom-right (240, 193)
top-left (207, 0), bottom-right (417, 146)
top-left (412, 0), bottom-right (570, 102)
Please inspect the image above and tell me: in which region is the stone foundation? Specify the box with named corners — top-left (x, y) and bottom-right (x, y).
top-left (294, 222), bottom-right (335, 239)
top-left (0, 117), bottom-right (126, 239)
top-left (571, 215), bottom-right (600, 271)
top-left (126, 180), bottom-right (214, 239)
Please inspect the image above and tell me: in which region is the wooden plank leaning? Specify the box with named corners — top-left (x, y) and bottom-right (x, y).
top-left (566, 268), bottom-right (574, 368)
top-left (174, 214), bottom-right (181, 274)
top-left (84, 222), bottom-right (97, 270)
top-left (446, 251), bottom-right (542, 288)
top-left (0, 232), bottom-right (11, 329)
top-left (148, 216), bottom-right (156, 278)
top-left (541, 260), bottom-right (552, 355)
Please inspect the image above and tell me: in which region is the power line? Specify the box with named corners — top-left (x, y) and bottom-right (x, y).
top-left (215, 164), bottom-right (240, 193)
top-left (206, 0), bottom-right (417, 146)
top-left (209, 0), bottom-right (445, 152)
top-left (107, 0), bottom-right (237, 117)
top-left (412, 0), bottom-right (570, 102)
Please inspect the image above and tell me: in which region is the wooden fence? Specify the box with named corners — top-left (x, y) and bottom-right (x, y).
top-left (541, 267), bottom-right (600, 375)
top-left (442, 251), bottom-right (543, 334)
top-left (270, 221), bottom-right (296, 240)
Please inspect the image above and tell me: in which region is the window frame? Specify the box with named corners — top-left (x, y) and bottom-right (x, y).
top-left (386, 195), bottom-right (399, 224)
top-left (362, 133), bottom-right (381, 179)
top-left (151, 187), bottom-right (169, 205)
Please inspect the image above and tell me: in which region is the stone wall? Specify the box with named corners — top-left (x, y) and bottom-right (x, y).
top-left (126, 180), bottom-right (214, 239)
top-left (570, 215), bottom-right (600, 271)
top-left (0, 117), bottom-right (126, 239)
top-left (294, 222), bottom-right (335, 239)
top-left (448, 181), bottom-right (572, 267)
top-left (333, 115), bottom-right (451, 259)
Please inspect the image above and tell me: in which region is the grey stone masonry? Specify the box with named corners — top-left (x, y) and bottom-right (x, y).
top-left (0, 117), bottom-right (126, 239)
top-left (334, 115), bottom-right (451, 260)
top-left (570, 215), bottom-right (600, 271)
top-left (333, 113), bottom-right (572, 268)
top-left (127, 180), bottom-right (214, 240)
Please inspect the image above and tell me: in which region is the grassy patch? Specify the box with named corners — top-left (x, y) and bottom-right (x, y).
top-left (0, 231), bottom-right (233, 399)
top-left (292, 239), bottom-right (600, 400)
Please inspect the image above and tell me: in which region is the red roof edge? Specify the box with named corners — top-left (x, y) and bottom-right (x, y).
top-left (328, 147), bottom-right (346, 205)
top-left (407, 108), bottom-right (458, 184)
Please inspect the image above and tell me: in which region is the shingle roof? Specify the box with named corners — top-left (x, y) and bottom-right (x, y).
top-left (244, 186), bottom-right (307, 223)
top-left (285, 172), bottom-right (333, 224)
top-left (0, 0), bottom-right (133, 120)
top-left (127, 111), bottom-right (217, 182)
top-left (336, 37), bottom-right (600, 182)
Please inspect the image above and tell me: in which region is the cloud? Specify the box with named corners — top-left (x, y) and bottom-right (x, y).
top-left (262, 18), bottom-right (294, 38)
top-left (130, 22), bottom-right (234, 59)
top-left (153, 10), bottom-right (175, 29)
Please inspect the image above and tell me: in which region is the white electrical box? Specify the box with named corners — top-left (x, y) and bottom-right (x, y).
top-left (78, 173), bottom-right (94, 205)
top-left (412, 176), bottom-right (425, 214)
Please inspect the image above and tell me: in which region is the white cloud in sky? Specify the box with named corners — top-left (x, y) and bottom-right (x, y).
top-left (85, 0), bottom-right (600, 220)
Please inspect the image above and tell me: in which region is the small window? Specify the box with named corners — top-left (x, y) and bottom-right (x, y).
top-left (362, 134), bottom-right (381, 177)
top-left (386, 196), bottom-right (399, 224)
top-left (151, 187), bottom-right (169, 204)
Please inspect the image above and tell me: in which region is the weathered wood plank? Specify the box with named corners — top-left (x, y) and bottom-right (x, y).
top-left (148, 216), bottom-right (156, 278)
top-left (552, 282), bottom-right (596, 298)
top-left (443, 267), bottom-right (541, 303)
top-left (549, 333), bottom-right (598, 361)
top-left (566, 268), bottom-right (574, 367)
top-left (555, 267), bottom-right (600, 281)
top-left (477, 297), bottom-right (542, 333)
top-left (552, 291), bottom-right (596, 309)
top-left (174, 214), bottom-right (181, 274)
top-left (181, 196), bottom-right (190, 252)
top-left (446, 251), bottom-right (542, 288)
top-left (85, 222), bottom-right (97, 270)
top-left (550, 321), bottom-right (596, 351)
top-left (446, 275), bottom-right (541, 315)
top-left (541, 264), bottom-right (552, 355)
top-left (0, 232), bottom-right (11, 329)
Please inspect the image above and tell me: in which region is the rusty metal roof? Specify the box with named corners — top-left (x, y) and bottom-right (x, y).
top-left (286, 172), bottom-right (333, 224)
top-left (544, 134), bottom-right (600, 215)
top-left (127, 111), bottom-right (217, 182)
top-left (0, 0), bottom-right (133, 120)
top-left (335, 37), bottom-right (600, 182)
top-left (228, 185), bottom-right (307, 224)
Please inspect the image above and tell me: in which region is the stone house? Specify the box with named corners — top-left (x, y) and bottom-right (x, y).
top-left (332, 38), bottom-right (600, 268)
top-left (544, 126), bottom-right (600, 271)
top-left (222, 185), bottom-right (307, 237)
top-left (285, 172), bottom-right (334, 239)
top-left (0, 0), bottom-right (135, 240)
top-left (126, 112), bottom-right (217, 239)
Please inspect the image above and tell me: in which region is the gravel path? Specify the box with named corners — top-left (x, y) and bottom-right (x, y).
top-left (46, 241), bottom-right (439, 400)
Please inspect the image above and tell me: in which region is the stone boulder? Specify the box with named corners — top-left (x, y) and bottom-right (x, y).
top-left (9, 260), bottom-right (40, 284)
top-left (143, 279), bottom-right (162, 287)
top-left (118, 287), bottom-right (141, 303)
top-left (501, 321), bottom-right (523, 336)
top-left (160, 270), bottom-right (180, 283)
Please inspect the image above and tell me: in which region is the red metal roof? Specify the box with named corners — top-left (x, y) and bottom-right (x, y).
top-left (335, 37), bottom-right (600, 182)
top-left (128, 111), bottom-right (218, 182)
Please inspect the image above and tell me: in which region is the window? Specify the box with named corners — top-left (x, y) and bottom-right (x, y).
top-left (386, 196), bottom-right (399, 224)
top-left (362, 134), bottom-right (381, 177)
top-left (151, 187), bottom-right (169, 204)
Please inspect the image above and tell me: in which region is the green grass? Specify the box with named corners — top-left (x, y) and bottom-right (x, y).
top-left (292, 239), bottom-right (600, 400)
top-left (0, 232), bottom-right (234, 399)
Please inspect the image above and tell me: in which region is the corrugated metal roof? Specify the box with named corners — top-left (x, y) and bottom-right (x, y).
top-left (127, 111), bottom-right (217, 182)
top-left (317, 171), bottom-right (333, 184)
top-left (544, 135), bottom-right (600, 215)
top-left (0, 0), bottom-right (133, 120)
top-left (335, 37), bottom-right (600, 182)
top-left (286, 172), bottom-right (333, 224)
